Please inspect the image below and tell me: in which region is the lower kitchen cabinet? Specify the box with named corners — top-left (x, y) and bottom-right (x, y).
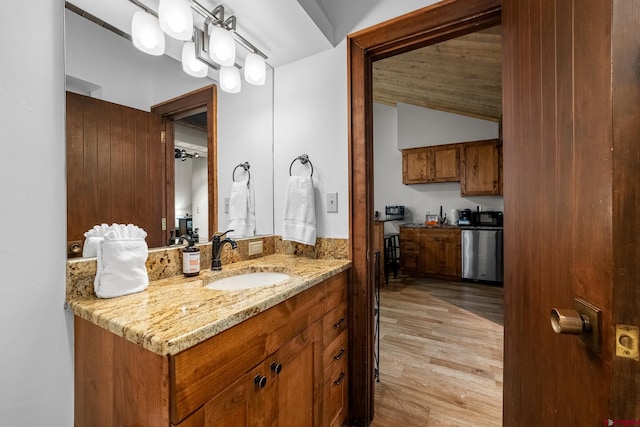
top-left (74, 270), bottom-right (349, 427)
top-left (400, 227), bottom-right (461, 279)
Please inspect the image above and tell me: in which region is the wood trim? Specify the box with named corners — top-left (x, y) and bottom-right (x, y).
top-left (151, 85), bottom-right (218, 241)
top-left (347, 1), bottom-right (501, 425)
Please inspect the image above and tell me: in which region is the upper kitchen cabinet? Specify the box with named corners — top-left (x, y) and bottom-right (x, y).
top-left (402, 144), bottom-right (460, 184)
top-left (460, 139), bottom-right (502, 196)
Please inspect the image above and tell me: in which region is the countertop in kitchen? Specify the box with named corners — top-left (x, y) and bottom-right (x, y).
top-left (400, 223), bottom-right (504, 230)
top-left (67, 254), bottom-right (351, 356)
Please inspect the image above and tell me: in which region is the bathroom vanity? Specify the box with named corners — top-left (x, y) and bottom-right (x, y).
top-left (68, 255), bottom-right (351, 426)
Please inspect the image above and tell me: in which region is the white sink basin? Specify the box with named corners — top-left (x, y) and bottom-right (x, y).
top-left (204, 272), bottom-right (291, 291)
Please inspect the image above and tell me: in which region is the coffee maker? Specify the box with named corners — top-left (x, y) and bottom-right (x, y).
top-left (458, 209), bottom-right (472, 226)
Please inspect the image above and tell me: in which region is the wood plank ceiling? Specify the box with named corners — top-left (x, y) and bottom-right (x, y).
top-left (373, 25), bottom-right (502, 122)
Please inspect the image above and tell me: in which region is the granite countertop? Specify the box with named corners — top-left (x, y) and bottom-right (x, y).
top-left (399, 223), bottom-right (503, 230)
top-left (67, 254), bottom-right (351, 356)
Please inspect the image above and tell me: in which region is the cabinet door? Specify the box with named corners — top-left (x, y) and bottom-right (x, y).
top-left (441, 230), bottom-right (462, 277)
top-left (399, 228), bottom-right (420, 273)
top-left (460, 139), bottom-right (502, 196)
top-left (421, 232), bottom-right (442, 275)
top-left (431, 144), bottom-right (460, 182)
top-left (276, 321), bottom-right (323, 427)
top-left (402, 147), bottom-right (429, 184)
top-left (186, 359), bottom-right (277, 427)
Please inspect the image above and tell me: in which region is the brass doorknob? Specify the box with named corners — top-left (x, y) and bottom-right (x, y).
top-left (550, 308), bottom-right (591, 335)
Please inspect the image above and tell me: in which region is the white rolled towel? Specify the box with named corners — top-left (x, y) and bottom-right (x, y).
top-left (94, 224), bottom-right (149, 299)
top-left (82, 223), bottom-right (110, 258)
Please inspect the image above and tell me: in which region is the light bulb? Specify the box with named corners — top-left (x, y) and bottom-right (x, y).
top-left (244, 52), bottom-right (266, 85)
top-left (182, 42), bottom-right (208, 78)
top-left (132, 11), bottom-right (165, 56)
top-left (159, 0), bottom-right (193, 41)
top-left (209, 26), bottom-right (236, 67)
top-left (220, 66), bottom-right (241, 93)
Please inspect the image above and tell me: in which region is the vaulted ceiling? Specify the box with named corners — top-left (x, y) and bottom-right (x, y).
top-left (373, 25), bottom-right (502, 122)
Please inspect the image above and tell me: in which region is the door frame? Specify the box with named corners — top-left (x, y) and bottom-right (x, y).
top-left (152, 85), bottom-right (218, 243)
top-left (346, 0), bottom-right (502, 424)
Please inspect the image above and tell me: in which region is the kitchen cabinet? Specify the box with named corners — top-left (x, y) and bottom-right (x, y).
top-left (460, 139), bottom-right (502, 196)
top-left (74, 270), bottom-right (349, 427)
top-left (400, 227), bottom-right (461, 279)
top-left (402, 144), bottom-right (460, 184)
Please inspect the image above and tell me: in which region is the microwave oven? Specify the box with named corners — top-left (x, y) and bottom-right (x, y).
top-left (471, 211), bottom-right (503, 227)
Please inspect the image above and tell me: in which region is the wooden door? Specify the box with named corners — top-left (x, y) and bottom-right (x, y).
top-left (503, 0), bottom-right (640, 424)
top-left (348, 0), bottom-right (639, 424)
top-left (66, 92), bottom-right (165, 251)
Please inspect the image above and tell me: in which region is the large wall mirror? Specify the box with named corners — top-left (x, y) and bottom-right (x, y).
top-left (64, 1), bottom-right (274, 257)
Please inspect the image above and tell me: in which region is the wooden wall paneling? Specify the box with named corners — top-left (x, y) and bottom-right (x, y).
top-left (83, 97), bottom-right (99, 236)
top-left (121, 101), bottom-right (137, 229)
top-left (110, 103), bottom-right (124, 223)
top-left (148, 112), bottom-right (164, 248)
top-left (96, 100), bottom-right (112, 222)
top-left (612, 0), bottom-right (640, 419)
top-left (134, 110), bottom-right (149, 243)
top-left (66, 93), bottom-right (84, 244)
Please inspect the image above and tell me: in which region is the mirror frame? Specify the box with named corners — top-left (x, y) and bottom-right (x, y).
top-left (152, 85), bottom-right (218, 244)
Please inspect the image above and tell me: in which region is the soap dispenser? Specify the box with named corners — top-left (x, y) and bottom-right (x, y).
top-left (178, 235), bottom-right (200, 277)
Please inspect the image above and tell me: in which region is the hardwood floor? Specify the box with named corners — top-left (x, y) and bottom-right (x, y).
top-left (372, 275), bottom-right (504, 426)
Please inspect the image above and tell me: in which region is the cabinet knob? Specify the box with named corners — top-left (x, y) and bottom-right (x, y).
top-left (254, 375), bottom-right (267, 389)
top-left (270, 362), bottom-right (282, 374)
top-left (333, 317), bottom-right (346, 329)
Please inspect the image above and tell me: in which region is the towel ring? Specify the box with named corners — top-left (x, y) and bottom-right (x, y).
top-left (289, 154), bottom-right (314, 177)
top-left (232, 162), bottom-right (251, 184)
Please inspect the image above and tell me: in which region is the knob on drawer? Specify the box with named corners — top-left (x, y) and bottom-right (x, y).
top-left (270, 362), bottom-right (282, 374)
top-left (254, 375), bottom-right (267, 389)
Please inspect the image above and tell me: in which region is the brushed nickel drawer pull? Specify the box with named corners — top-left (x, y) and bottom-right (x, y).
top-left (333, 348), bottom-right (345, 360)
top-left (333, 372), bottom-right (345, 385)
top-left (333, 317), bottom-right (346, 328)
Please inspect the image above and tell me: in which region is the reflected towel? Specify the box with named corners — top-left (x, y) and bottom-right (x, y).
top-left (94, 224), bottom-right (149, 298)
top-left (82, 223), bottom-right (110, 258)
top-left (227, 179), bottom-right (255, 238)
top-left (282, 176), bottom-right (316, 246)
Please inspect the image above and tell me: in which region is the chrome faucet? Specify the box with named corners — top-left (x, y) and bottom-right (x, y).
top-left (211, 230), bottom-right (238, 270)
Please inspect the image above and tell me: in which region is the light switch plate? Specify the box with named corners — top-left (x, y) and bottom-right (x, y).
top-left (327, 192), bottom-right (338, 213)
top-left (248, 241), bottom-right (263, 256)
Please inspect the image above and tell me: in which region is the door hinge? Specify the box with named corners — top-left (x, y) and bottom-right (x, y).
top-left (160, 130), bottom-right (166, 144)
top-left (162, 218), bottom-right (167, 231)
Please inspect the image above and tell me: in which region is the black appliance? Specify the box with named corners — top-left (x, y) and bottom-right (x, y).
top-left (458, 209), bottom-right (472, 226)
top-left (471, 211), bottom-right (503, 227)
top-left (384, 205), bottom-right (405, 219)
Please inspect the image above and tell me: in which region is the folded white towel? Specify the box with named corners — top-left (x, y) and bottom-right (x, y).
top-left (227, 179), bottom-right (256, 238)
top-left (94, 224), bottom-right (149, 299)
top-left (82, 223), bottom-right (110, 258)
top-left (282, 176), bottom-right (316, 246)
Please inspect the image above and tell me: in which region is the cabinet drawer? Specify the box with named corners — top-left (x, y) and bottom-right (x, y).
top-left (324, 330), bottom-right (348, 381)
top-left (324, 270), bottom-right (348, 312)
top-left (323, 300), bottom-right (348, 345)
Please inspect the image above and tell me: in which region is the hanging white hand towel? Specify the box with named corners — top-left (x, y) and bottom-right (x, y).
top-left (227, 179), bottom-right (256, 238)
top-left (94, 224), bottom-right (149, 298)
top-left (282, 175), bottom-right (316, 246)
top-left (82, 223), bottom-right (110, 258)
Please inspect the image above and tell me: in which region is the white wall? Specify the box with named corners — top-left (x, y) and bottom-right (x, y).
top-left (398, 102), bottom-right (499, 148)
top-left (174, 159), bottom-right (193, 219)
top-left (0, 0), bottom-right (73, 425)
top-left (191, 157), bottom-right (208, 241)
top-left (274, 0), bottom-right (441, 239)
top-left (373, 103), bottom-right (504, 234)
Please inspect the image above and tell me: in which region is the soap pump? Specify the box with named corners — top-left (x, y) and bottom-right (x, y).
top-left (178, 234), bottom-right (200, 277)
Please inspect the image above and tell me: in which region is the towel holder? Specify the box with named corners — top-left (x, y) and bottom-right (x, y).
top-left (289, 154), bottom-right (314, 177)
top-left (232, 162), bottom-right (251, 184)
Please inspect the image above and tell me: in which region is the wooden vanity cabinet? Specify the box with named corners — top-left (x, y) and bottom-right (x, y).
top-left (400, 227), bottom-right (461, 279)
top-left (460, 139), bottom-right (502, 196)
top-left (74, 270), bottom-right (349, 427)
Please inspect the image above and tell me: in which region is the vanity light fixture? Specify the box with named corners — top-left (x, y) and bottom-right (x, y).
top-left (131, 10), bottom-right (165, 55)
top-left (158, 0), bottom-right (193, 41)
top-left (128, 0), bottom-right (268, 93)
top-left (182, 41), bottom-right (208, 78)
